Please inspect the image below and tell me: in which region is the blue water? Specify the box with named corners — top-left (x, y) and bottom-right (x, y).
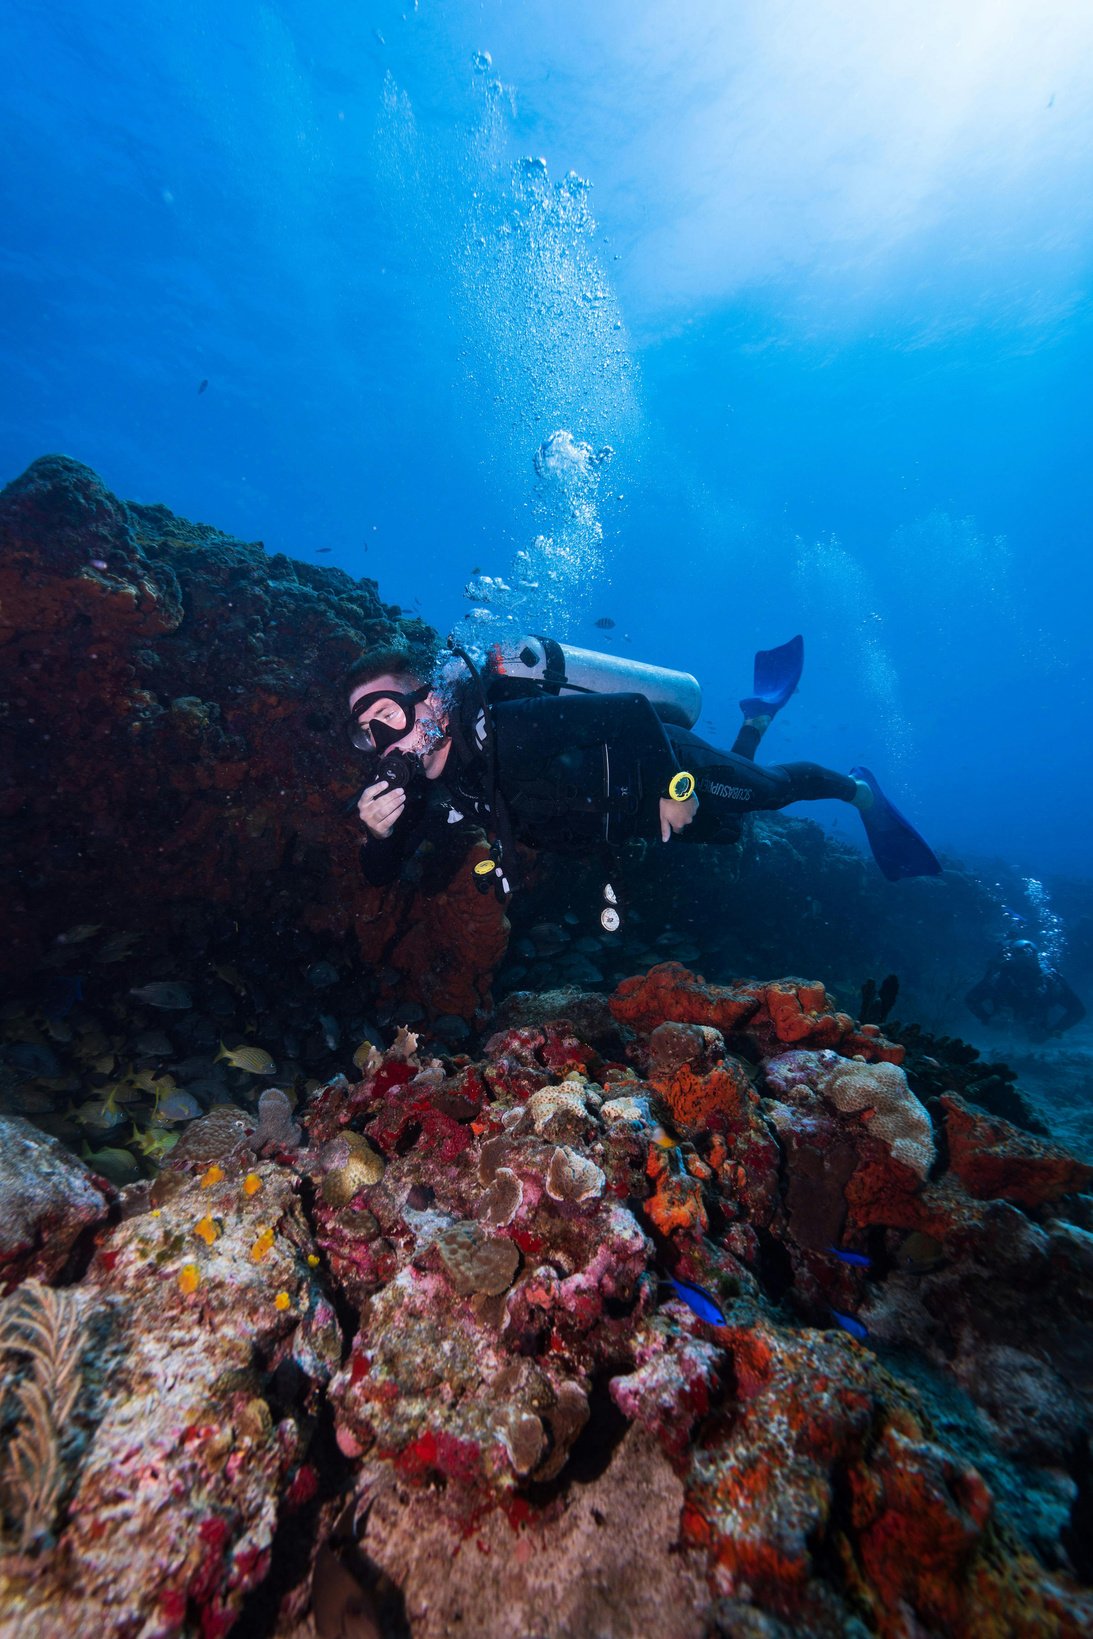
top-left (2, 0), bottom-right (1092, 875)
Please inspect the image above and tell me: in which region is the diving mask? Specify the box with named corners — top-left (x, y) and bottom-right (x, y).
top-left (346, 685), bottom-right (431, 752)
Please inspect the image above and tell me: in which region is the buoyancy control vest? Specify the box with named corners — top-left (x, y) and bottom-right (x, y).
top-left (447, 638), bottom-right (694, 912)
top-left (487, 689), bottom-right (681, 850)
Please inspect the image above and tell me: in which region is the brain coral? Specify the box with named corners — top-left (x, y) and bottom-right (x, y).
top-left (435, 1222), bottom-right (520, 1296)
top-left (819, 1057), bottom-right (935, 1178)
top-left (318, 1131), bottom-right (385, 1206)
top-left (524, 1084), bottom-right (593, 1142)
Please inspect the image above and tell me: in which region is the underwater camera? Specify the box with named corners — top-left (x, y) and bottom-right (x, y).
top-left (357, 747), bottom-right (426, 796)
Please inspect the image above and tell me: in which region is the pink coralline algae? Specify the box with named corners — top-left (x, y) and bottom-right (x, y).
top-left (0, 1155), bottom-right (333, 1634)
top-left (2, 969), bottom-right (1092, 1639)
top-left (766, 1047), bottom-right (935, 1177)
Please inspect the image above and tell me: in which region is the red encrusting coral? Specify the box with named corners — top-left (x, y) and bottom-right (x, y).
top-left (611, 964), bottom-right (905, 1065)
top-left (3, 962), bottom-right (1093, 1636)
top-left (942, 1091), bottom-right (1093, 1207)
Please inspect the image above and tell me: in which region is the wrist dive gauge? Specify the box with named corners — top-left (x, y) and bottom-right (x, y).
top-left (667, 770), bottom-right (696, 802)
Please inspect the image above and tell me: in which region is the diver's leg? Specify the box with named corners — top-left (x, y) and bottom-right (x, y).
top-left (665, 734), bottom-right (858, 844)
top-left (731, 636), bottom-right (805, 760)
top-left (730, 719), bottom-right (767, 760)
top-left (760, 761), bottom-right (861, 805)
top-left (668, 721), bottom-right (941, 880)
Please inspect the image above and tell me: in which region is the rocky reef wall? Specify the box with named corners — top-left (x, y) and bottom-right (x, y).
top-left (0, 457), bottom-right (517, 1026)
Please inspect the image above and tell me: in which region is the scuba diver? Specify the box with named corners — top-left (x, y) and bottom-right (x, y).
top-left (343, 634), bottom-right (941, 918)
top-left (965, 938), bottom-right (1086, 1042)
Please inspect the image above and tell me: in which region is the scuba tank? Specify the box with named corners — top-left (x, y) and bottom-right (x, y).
top-left (487, 634), bottom-right (702, 729)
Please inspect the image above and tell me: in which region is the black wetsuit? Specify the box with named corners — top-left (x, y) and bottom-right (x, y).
top-left (663, 719), bottom-right (857, 846)
top-left (357, 679), bottom-right (858, 889)
top-left (965, 952), bottom-right (1086, 1040)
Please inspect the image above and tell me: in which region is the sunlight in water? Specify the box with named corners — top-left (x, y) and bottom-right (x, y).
top-left (609, 0), bottom-right (1093, 321)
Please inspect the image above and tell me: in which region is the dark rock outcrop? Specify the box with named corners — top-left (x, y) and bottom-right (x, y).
top-left (0, 456), bottom-right (506, 1019)
top-left (0, 1114), bottom-right (113, 1293)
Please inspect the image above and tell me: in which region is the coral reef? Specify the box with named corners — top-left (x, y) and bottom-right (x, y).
top-left (0, 1147), bottom-right (335, 1636)
top-left (3, 461), bottom-right (1092, 1632)
top-left (0, 966), bottom-right (1091, 1636)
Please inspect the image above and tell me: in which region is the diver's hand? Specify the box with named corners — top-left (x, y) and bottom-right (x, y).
top-left (357, 780), bottom-right (406, 840)
top-left (660, 794), bottom-right (698, 843)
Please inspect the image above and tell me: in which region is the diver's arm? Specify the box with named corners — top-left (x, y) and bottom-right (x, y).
top-left (659, 793), bottom-right (699, 842)
top-left (1045, 979), bottom-right (1086, 1035)
top-left (615, 695), bottom-right (694, 841)
top-left (356, 780), bottom-right (413, 886)
top-left (964, 977), bottom-right (997, 1024)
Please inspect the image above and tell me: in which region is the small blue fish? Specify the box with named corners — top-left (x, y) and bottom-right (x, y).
top-left (830, 1308), bottom-right (869, 1342)
top-left (666, 1278), bottom-right (726, 1326)
top-left (826, 1246), bottom-right (872, 1268)
top-left (43, 974), bottom-right (84, 1021)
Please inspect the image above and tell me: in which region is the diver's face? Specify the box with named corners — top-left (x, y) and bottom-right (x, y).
top-left (348, 674), bottom-right (419, 749)
top-left (348, 673), bottom-right (451, 778)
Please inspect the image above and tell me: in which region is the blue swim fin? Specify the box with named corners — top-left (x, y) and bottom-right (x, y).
top-left (740, 635), bottom-right (804, 719)
top-left (850, 766), bottom-right (942, 882)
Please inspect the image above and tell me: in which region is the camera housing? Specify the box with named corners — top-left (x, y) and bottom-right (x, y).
top-left (360, 747), bottom-right (426, 796)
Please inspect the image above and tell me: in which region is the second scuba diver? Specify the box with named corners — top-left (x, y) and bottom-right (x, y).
top-left (965, 938), bottom-right (1086, 1042)
top-left (343, 634), bottom-right (941, 918)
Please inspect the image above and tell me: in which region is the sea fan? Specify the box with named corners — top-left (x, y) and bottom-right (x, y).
top-left (0, 1278), bottom-right (84, 1551)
